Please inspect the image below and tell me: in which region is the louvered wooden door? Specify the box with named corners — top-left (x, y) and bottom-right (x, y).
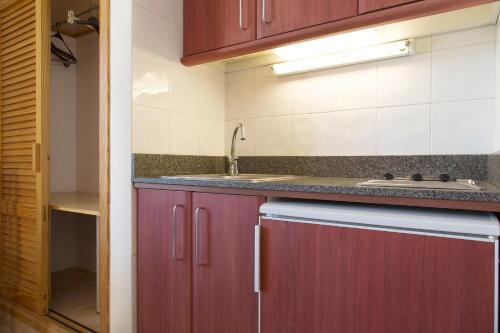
top-left (0, 0), bottom-right (50, 314)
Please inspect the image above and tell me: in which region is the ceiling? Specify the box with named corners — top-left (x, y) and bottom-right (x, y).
top-left (52, 0), bottom-right (99, 37)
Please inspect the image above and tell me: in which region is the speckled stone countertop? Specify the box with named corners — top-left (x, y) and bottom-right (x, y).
top-left (133, 175), bottom-right (500, 203)
top-left (133, 154), bottom-right (500, 203)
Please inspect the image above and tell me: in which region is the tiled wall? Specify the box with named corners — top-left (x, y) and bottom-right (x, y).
top-left (132, 0), bottom-right (225, 156)
top-left (225, 25), bottom-right (498, 156)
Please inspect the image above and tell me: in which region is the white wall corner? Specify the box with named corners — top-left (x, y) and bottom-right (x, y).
top-left (495, 22), bottom-right (500, 152)
top-left (110, 0), bottom-right (134, 332)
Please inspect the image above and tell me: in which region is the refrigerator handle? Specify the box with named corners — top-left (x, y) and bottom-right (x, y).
top-left (254, 225), bottom-right (261, 293)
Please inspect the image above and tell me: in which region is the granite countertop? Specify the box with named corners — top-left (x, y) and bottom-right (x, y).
top-left (133, 175), bottom-right (500, 203)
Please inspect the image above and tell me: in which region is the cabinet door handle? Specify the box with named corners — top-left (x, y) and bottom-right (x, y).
top-left (254, 225), bottom-right (261, 293)
top-left (239, 0), bottom-right (247, 29)
top-left (262, 0), bottom-right (271, 23)
top-left (194, 207), bottom-right (206, 265)
top-left (172, 204), bottom-right (184, 260)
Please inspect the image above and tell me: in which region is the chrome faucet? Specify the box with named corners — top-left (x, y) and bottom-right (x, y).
top-left (228, 123), bottom-right (246, 176)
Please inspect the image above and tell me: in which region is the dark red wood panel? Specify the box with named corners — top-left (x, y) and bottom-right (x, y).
top-left (192, 193), bottom-right (265, 333)
top-left (182, 0), bottom-right (493, 65)
top-left (137, 189), bottom-right (192, 333)
top-left (260, 219), bottom-right (495, 333)
top-left (360, 0), bottom-right (422, 14)
top-left (184, 0), bottom-right (256, 56)
top-left (257, 0), bottom-right (357, 38)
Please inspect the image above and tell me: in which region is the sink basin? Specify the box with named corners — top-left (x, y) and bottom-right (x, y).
top-left (161, 174), bottom-right (297, 183)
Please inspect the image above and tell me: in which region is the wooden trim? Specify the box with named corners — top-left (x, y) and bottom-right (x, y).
top-left (181, 0), bottom-right (494, 66)
top-left (134, 183), bottom-right (500, 213)
top-left (0, 297), bottom-right (72, 333)
top-left (98, 0), bottom-right (110, 332)
top-left (48, 310), bottom-right (96, 333)
top-left (35, 0), bottom-right (50, 315)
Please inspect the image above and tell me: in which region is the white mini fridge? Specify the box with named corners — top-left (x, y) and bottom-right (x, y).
top-left (256, 200), bottom-right (500, 333)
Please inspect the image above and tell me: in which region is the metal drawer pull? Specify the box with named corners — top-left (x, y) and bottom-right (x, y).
top-left (262, 0), bottom-right (271, 23)
top-left (172, 204), bottom-right (184, 260)
top-left (239, 0), bottom-right (244, 29)
top-left (194, 207), bottom-right (205, 265)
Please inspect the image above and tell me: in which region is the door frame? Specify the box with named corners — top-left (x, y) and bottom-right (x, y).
top-left (98, 0), bottom-right (110, 332)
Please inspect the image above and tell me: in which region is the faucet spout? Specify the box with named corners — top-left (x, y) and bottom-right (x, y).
top-left (228, 123), bottom-right (246, 176)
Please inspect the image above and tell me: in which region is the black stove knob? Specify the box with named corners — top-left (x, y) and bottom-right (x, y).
top-left (383, 173), bottom-right (394, 180)
top-left (439, 174), bottom-right (451, 182)
top-left (411, 173), bottom-right (423, 181)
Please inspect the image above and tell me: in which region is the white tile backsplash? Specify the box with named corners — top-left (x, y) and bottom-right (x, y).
top-left (132, 17), bottom-right (498, 157)
top-left (432, 42), bottom-right (496, 102)
top-left (331, 62), bottom-right (377, 111)
top-left (432, 25), bottom-right (496, 51)
top-left (290, 71), bottom-right (332, 115)
top-left (377, 104), bottom-right (431, 155)
top-left (170, 68), bottom-right (200, 115)
top-left (132, 105), bottom-right (170, 154)
top-left (255, 77), bottom-right (290, 117)
top-left (331, 109), bottom-right (377, 156)
top-left (377, 52), bottom-right (432, 107)
top-left (291, 113), bottom-right (332, 156)
top-left (170, 112), bottom-right (200, 155)
top-left (133, 53), bottom-right (171, 110)
top-left (431, 100), bottom-right (495, 154)
top-left (200, 117), bottom-right (225, 156)
top-left (132, 0), bottom-right (226, 156)
top-left (226, 80), bottom-right (256, 120)
top-left (254, 116), bottom-right (290, 156)
top-left (223, 25), bottom-right (498, 156)
top-left (133, 4), bottom-right (171, 62)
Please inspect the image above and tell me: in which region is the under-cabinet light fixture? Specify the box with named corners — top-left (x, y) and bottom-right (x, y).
top-left (271, 39), bottom-right (413, 76)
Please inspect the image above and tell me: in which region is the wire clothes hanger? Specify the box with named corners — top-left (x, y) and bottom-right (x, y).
top-left (51, 22), bottom-right (77, 67)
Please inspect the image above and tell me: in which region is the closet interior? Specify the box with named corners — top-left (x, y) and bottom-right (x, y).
top-left (49, 0), bottom-right (100, 332)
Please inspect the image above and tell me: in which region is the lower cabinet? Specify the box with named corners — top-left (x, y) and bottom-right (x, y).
top-left (137, 189), bottom-right (265, 333)
top-left (192, 193), bottom-right (265, 333)
top-left (259, 218), bottom-right (496, 333)
top-left (137, 189), bottom-right (192, 333)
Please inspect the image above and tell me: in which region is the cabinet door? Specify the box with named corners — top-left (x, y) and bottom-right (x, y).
top-left (359, 0), bottom-right (422, 14)
top-left (137, 189), bottom-right (192, 333)
top-left (257, 0), bottom-right (357, 39)
top-left (260, 219), bottom-right (495, 333)
top-left (192, 193), bottom-right (265, 333)
top-left (0, 0), bottom-right (50, 314)
top-left (184, 0), bottom-right (256, 56)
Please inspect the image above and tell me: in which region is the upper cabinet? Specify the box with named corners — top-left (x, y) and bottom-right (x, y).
top-left (184, 0), bottom-right (257, 56)
top-left (359, 0), bottom-right (422, 14)
top-left (182, 0), bottom-right (496, 65)
top-left (257, 0), bottom-right (357, 38)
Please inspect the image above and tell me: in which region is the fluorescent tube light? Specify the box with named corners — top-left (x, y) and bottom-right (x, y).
top-left (272, 28), bottom-right (380, 61)
top-left (272, 40), bottom-right (413, 76)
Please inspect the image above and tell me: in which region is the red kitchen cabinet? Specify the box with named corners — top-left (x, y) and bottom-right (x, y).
top-left (137, 189), bottom-right (192, 333)
top-left (192, 193), bottom-right (265, 333)
top-left (184, 0), bottom-right (257, 56)
top-left (260, 219), bottom-right (495, 333)
top-left (257, 0), bottom-right (357, 38)
top-left (359, 0), bottom-right (423, 14)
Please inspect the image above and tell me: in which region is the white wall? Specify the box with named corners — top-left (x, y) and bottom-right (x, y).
top-left (76, 33), bottom-right (100, 194)
top-left (225, 25), bottom-right (498, 156)
top-left (131, 0), bottom-right (225, 155)
top-left (496, 22), bottom-right (500, 153)
top-left (110, 0), bottom-right (134, 332)
top-left (51, 36), bottom-right (77, 192)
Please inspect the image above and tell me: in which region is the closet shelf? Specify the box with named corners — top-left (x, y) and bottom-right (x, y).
top-left (50, 192), bottom-right (100, 216)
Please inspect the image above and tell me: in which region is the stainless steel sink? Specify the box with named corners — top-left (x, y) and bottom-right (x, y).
top-left (161, 174), bottom-right (297, 183)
